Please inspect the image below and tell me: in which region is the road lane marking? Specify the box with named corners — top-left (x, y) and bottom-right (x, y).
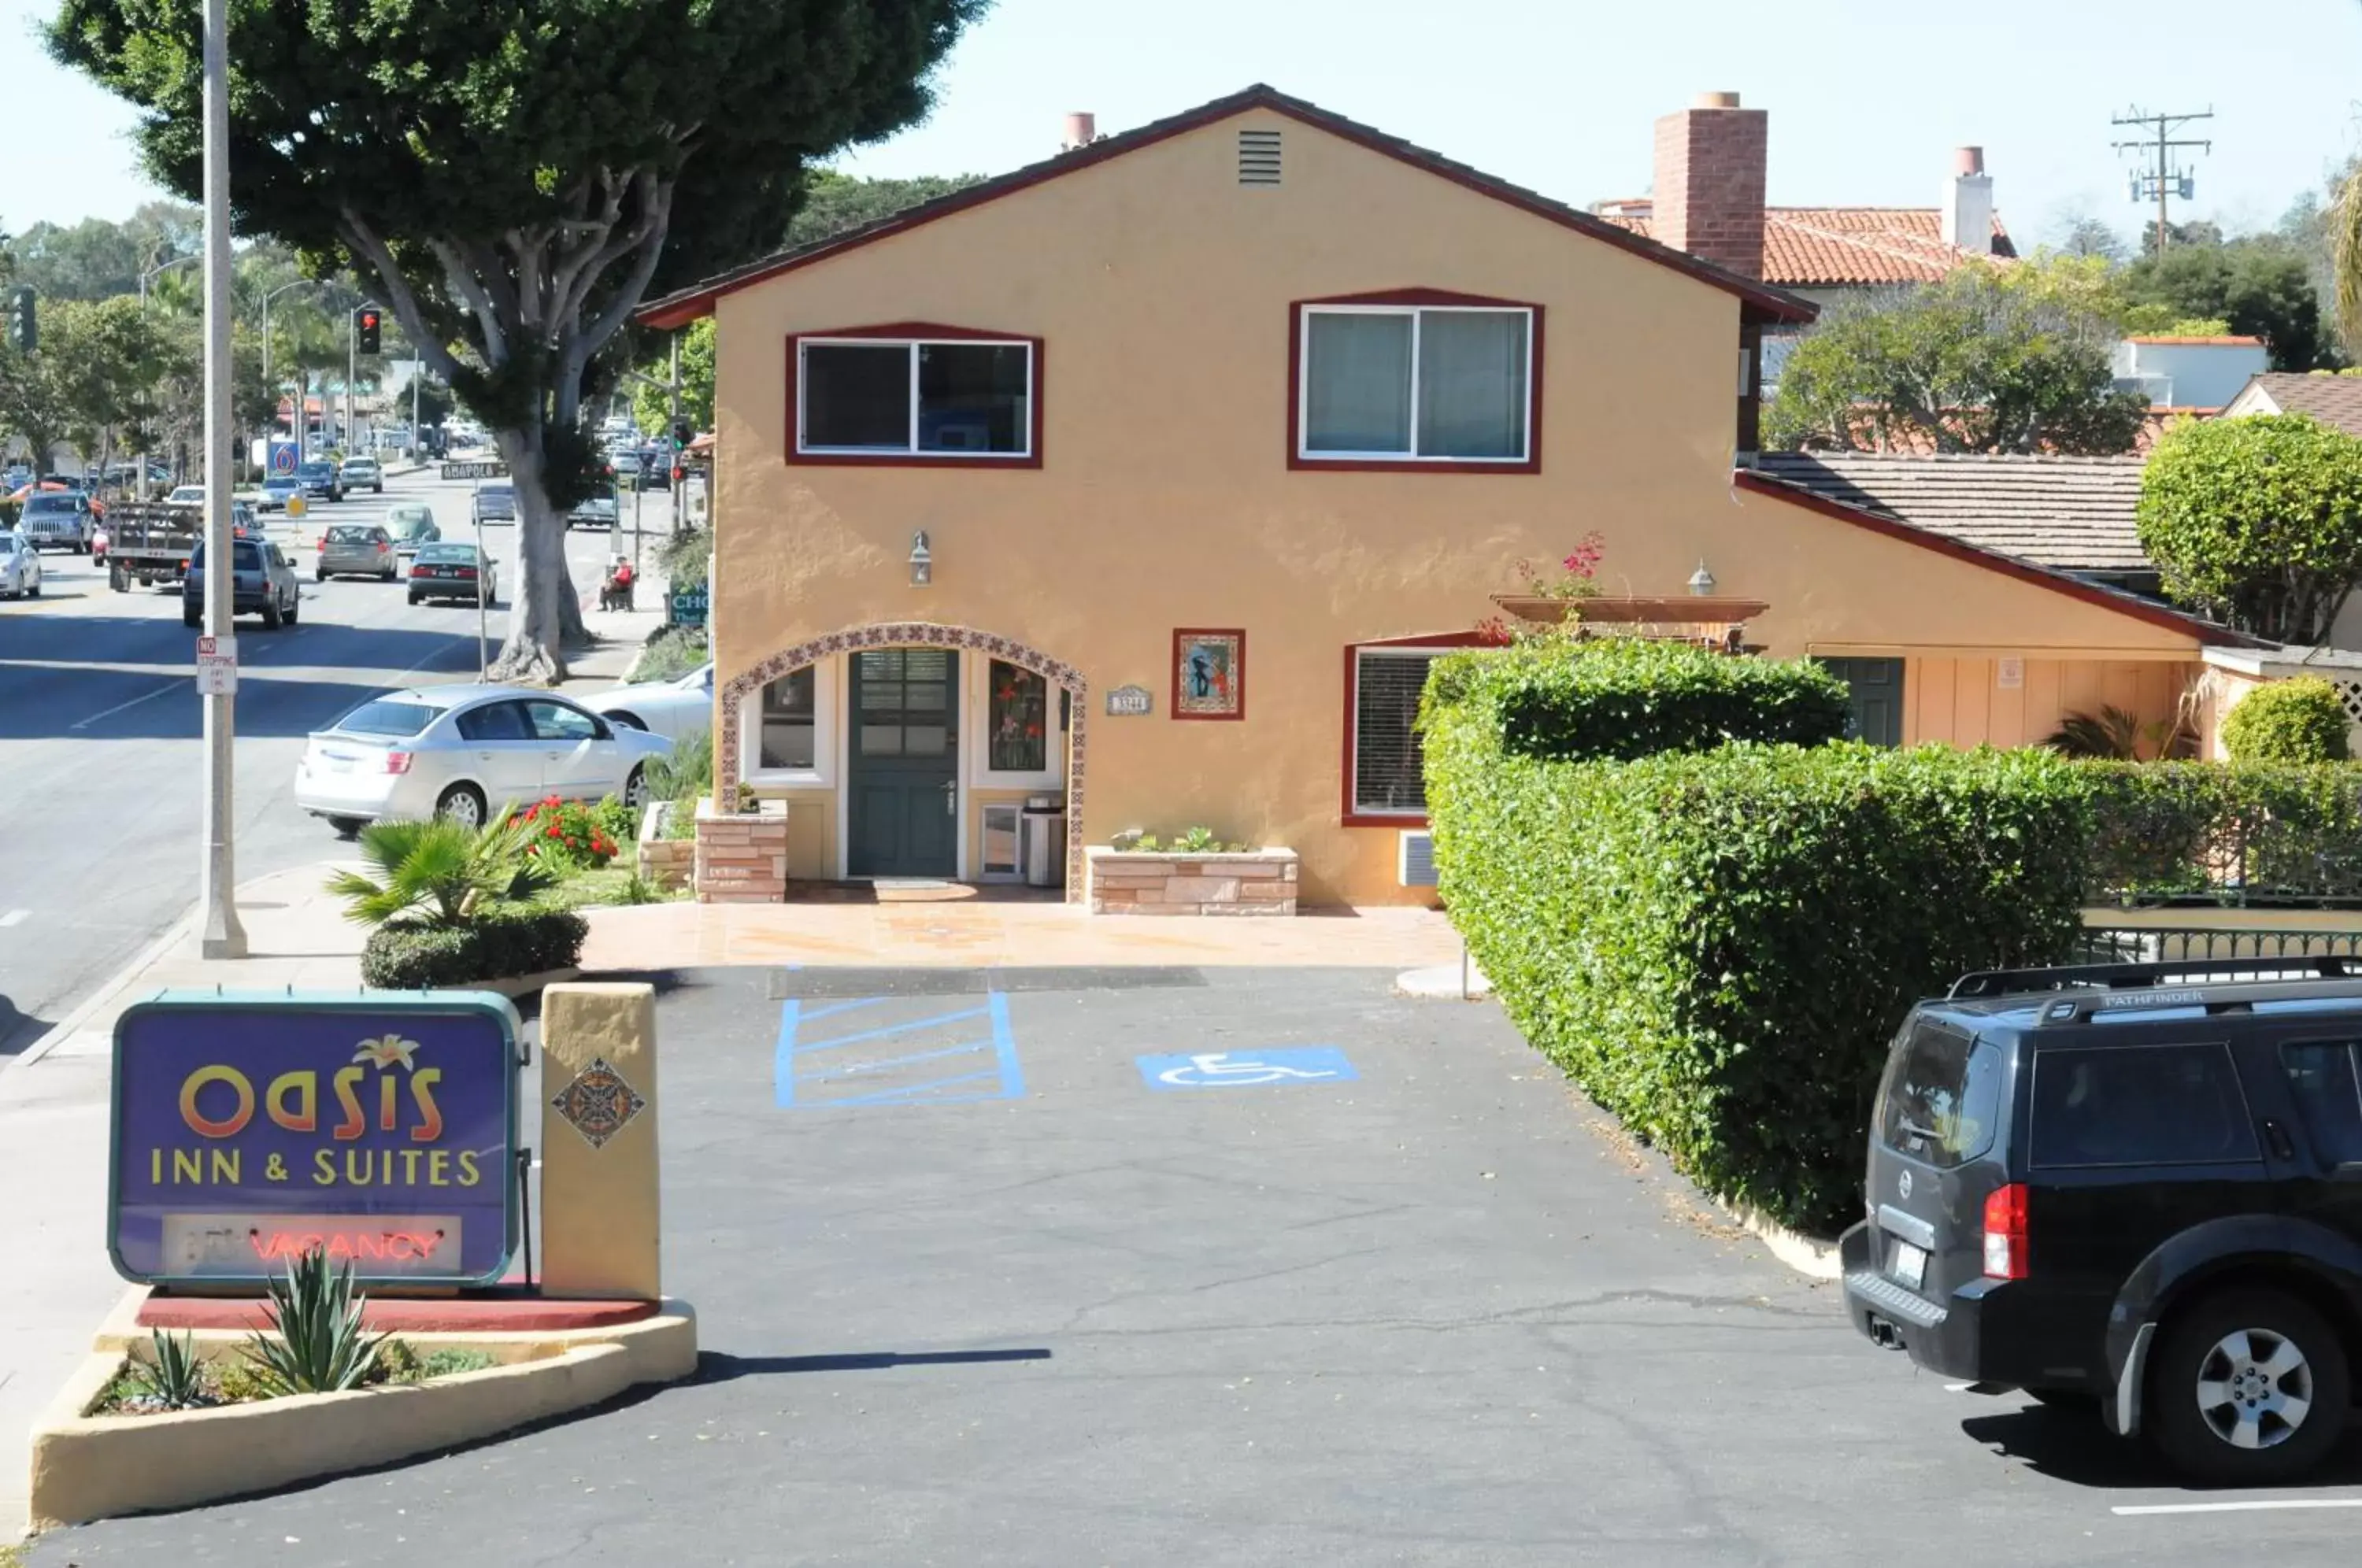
top-left (69, 681), bottom-right (181, 731)
top-left (2111, 1499), bottom-right (2362, 1515)
top-left (0, 909), bottom-right (26, 928)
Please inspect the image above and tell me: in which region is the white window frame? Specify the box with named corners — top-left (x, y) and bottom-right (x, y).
top-left (964, 656), bottom-right (1064, 790)
top-left (1297, 305), bottom-right (1535, 465)
top-left (796, 338), bottom-right (1036, 460)
top-left (1349, 645), bottom-right (1453, 817)
top-left (738, 655), bottom-right (839, 788)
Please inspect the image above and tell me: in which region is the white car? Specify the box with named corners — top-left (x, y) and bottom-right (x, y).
top-left (167, 485), bottom-right (207, 506)
top-left (0, 531), bottom-right (43, 598)
top-left (294, 684), bottom-right (672, 837)
top-left (586, 663), bottom-right (713, 744)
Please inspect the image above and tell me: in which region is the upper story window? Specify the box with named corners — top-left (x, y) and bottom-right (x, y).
top-left (1293, 294), bottom-right (1539, 472)
top-left (791, 326), bottom-right (1042, 467)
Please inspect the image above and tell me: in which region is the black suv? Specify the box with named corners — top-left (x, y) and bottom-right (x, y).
top-left (1842, 955), bottom-right (2362, 1484)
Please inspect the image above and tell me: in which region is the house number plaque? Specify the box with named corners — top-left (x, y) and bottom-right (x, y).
top-left (1105, 685), bottom-right (1153, 716)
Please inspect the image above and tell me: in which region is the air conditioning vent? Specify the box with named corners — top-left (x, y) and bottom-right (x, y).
top-left (1238, 128), bottom-right (1282, 187)
top-left (1398, 829), bottom-right (1438, 887)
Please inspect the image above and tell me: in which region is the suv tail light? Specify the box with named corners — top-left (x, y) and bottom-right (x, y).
top-left (1982, 1183), bottom-right (2029, 1280)
top-left (383, 751), bottom-right (413, 775)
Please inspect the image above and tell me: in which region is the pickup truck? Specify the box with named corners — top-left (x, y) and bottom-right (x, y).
top-left (106, 500), bottom-right (262, 590)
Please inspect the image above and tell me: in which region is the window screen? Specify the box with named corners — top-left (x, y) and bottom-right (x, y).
top-left (1353, 650), bottom-right (1444, 813)
top-left (918, 344), bottom-right (1028, 453)
top-left (1301, 308), bottom-right (1530, 461)
top-left (2280, 1041), bottom-right (2362, 1166)
top-left (802, 340), bottom-right (1033, 456)
top-left (2031, 1043), bottom-right (2260, 1168)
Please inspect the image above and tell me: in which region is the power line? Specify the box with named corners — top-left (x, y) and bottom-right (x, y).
top-left (2111, 106), bottom-right (2214, 255)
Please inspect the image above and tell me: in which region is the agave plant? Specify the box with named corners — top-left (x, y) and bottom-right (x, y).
top-left (242, 1245), bottom-right (387, 1396)
top-left (2043, 706), bottom-right (2145, 760)
top-left (127, 1328), bottom-right (209, 1409)
top-left (326, 810), bottom-right (558, 928)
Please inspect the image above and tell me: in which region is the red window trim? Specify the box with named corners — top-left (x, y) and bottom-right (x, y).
top-left (1171, 627), bottom-right (1248, 723)
top-left (785, 321), bottom-right (1045, 470)
top-left (1339, 631), bottom-right (1490, 828)
top-left (1289, 290), bottom-right (1543, 475)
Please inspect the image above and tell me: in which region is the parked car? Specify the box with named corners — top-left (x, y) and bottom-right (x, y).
top-left (294, 460), bottom-right (343, 502)
top-left (181, 535), bottom-right (300, 628)
top-left (0, 531), bottom-right (43, 598)
top-left (407, 541), bottom-right (498, 605)
top-left (258, 474), bottom-right (302, 512)
top-left (471, 482), bottom-right (515, 526)
top-left (294, 685), bottom-right (670, 835)
top-left (587, 663), bottom-right (712, 743)
top-left (339, 456), bottom-right (385, 494)
top-left (387, 503), bottom-right (440, 559)
top-left (1842, 953), bottom-right (2362, 1485)
top-left (17, 490), bottom-right (96, 553)
top-left (317, 523), bottom-right (398, 582)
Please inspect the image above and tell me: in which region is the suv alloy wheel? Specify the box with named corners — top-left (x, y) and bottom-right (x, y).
top-left (2149, 1288), bottom-right (2352, 1484)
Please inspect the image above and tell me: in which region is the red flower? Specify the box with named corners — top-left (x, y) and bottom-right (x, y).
top-left (546, 824), bottom-right (561, 837)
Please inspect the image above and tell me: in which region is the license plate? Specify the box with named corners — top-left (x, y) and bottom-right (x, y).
top-left (320, 754), bottom-right (352, 773)
top-left (1888, 1237), bottom-right (1927, 1290)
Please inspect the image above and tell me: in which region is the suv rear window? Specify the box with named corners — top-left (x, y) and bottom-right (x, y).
top-left (326, 526), bottom-right (371, 543)
top-left (335, 700), bottom-right (437, 738)
top-left (189, 541), bottom-right (263, 570)
top-left (1878, 1020), bottom-right (2003, 1169)
top-left (2032, 1043), bottom-right (2259, 1168)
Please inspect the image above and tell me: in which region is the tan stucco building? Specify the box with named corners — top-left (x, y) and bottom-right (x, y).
top-left (641, 85), bottom-right (2243, 908)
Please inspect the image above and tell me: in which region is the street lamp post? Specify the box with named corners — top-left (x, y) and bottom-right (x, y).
top-left (195, 0), bottom-right (245, 960)
top-left (135, 253), bottom-right (200, 499)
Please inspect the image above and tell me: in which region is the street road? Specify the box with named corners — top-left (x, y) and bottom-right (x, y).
top-left (0, 464), bottom-right (668, 1056)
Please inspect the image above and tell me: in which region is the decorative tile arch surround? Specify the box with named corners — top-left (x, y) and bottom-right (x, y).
top-left (716, 623), bottom-right (1090, 900)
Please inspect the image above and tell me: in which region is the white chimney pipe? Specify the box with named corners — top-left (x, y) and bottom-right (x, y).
top-left (1943, 146), bottom-right (1994, 253)
top-left (1061, 112), bottom-right (1096, 152)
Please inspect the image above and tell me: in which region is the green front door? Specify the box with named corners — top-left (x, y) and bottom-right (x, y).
top-left (1821, 656), bottom-right (1905, 746)
top-left (848, 648), bottom-right (960, 878)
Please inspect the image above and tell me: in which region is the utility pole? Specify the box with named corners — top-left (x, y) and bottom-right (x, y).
top-left (2112, 106), bottom-right (2214, 256)
top-left (668, 333), bottom-right (684, 543)
top-left (343, 309), bottom-right (355, 454)
top-left (196, 0), bottom-right (246, 960)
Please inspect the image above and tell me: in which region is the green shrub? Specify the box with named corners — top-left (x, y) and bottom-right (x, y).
top-left (327, 812), bottom-right (559, 928)
top-left (2080, 760), bottom-right (2362, 904)
top-left (657, 527), bottom-right (710, 592)
top-left (361, 908), bottom-right (587, 988)
top-left (635, 622), bottom-right (708, 681)
top-left (125, 1329), bottom-right (209, 1409)
top-left (1425, 706), bottom-right (2094, 1232)
top-left (1423, 640), bottom-right (1851, 764)
top-left (646, 729), bottom-right (713, 804)
top-left (2222, 679), bottom-right (2353, 764)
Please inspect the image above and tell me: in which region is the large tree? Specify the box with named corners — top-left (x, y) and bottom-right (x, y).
top-left (53, 1), bottom-right (983, 680)
top-left (1765, 258), bottom-right (2149, 455)
top-left (2120, 237), bottom-right (2327, 371)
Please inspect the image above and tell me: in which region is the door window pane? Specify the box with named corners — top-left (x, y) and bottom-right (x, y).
top-left (1353, 651), bottom-right (1442, 812)
top-left (528, 701), bottom-right (598, 742)
top-left (918, 344), bottom-right (1029, 453)
top-left (988, 660), bottom-right (1048, 773)
top-left (758, 667), bottom-right (816, 771)
top-left (1416, 310), bottom-right (1527, 459)
top-left (2279, 1041), bottom-right (2362, 1165)
top-left (803, 344), bottom-right (911, 449)
top-left (861, 725), bottom-right (905, 756)
top-left (455, 701), bottom-right (531, 742)
top-left (2031, 1044), bottom-right (2260, 1167)
top-left (1305, 312), bottom-right (1412, 453)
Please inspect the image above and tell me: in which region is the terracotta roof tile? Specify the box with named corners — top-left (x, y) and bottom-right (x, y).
top-left (1601, 207), bottom-right (2017, 287)
top-left (2238, 372), bottom-right (2362, 437)
top-left (1753, 452), bottom-right (2150, 571)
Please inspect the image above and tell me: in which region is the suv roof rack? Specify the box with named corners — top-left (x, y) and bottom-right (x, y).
top-left (1950, 953), bottom-right (2362, 999)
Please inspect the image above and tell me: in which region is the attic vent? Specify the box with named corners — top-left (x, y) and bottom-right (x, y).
top-left (1238, 129), bottom-right (1282, 187)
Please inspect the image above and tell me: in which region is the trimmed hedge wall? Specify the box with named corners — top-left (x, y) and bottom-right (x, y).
top-left (1426, 638), bottom-right (1852, 762)
top-left (360, 909), bottom-right (588, 990)
top-left (2081, 760), bottom-right (2362, 904)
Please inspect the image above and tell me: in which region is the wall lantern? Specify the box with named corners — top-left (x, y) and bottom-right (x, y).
top-left (909, 529), bottom-right (932, 587)
top-left (1686, 560), bottom-right (1716, 597)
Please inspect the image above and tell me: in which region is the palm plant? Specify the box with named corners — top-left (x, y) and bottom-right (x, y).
top-left (242, 1245), bottom-right (386, 1396)
top-left (127, 1328), bottom-right (209, 1408)
top-left (2043, 706), bottom-right (2145, 760)
top-left (326, 810), bottom-right (557, 929)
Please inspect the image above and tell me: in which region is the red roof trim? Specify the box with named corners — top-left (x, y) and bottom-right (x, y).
top-left (1731, 468), bottom-right (2253, 647)
top-left (636, 85), bottom-right (1816, 331)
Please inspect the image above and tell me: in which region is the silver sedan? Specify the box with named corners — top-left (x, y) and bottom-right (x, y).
top-left (0, 531), bottom-right (43, 598)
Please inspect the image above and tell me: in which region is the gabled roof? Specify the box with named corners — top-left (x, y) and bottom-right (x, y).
top-left (2228, 371), bottom-right (2362, 437)
top-left (1753, 452), bottom-right (2149, 573)
top-left (637, 85), bottom-right (1819, 331)
top-left (1600, 207), bottom-right (2016, 288)
top-left (1732, 466), bottom-right (2259, 647)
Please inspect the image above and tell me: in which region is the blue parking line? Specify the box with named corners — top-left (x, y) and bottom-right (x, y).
top-left (989, 993), bottom-right (1025, 1099)
top-left (773, 998), bottom-right (802, 1108)
top-left (797, 997), bottom-right (890, 1026)
top-left (772, 993), bottom-right (1024, 1111)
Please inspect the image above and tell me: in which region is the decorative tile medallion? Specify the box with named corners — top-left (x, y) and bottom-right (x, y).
top-left (550, 1056), bottom-right (647, 1150)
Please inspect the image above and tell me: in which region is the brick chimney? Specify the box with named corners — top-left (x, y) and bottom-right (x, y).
top-left (1652, 91), bottom-right (1768, 279)
top-left (1942, 146), bottom-right (1994, 253)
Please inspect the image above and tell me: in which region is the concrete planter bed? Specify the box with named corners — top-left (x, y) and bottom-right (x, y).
top-left (1086, 845), bottom-right (1299, 915)
top-left (638, 801), bottom-right (694, 891)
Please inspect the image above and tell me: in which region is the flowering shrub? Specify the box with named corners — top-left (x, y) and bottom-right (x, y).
top-left (518, 796), bottom-right (620, 871)
top-left (1476, 532), bottom-right (1605, 644)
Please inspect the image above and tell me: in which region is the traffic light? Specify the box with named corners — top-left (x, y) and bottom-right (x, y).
top-left (354, 305), bottom-right (382, 356)
top-left (672, 420), bottom-right (693, 450)
top-left (6, 287), bottom-right (34, 353)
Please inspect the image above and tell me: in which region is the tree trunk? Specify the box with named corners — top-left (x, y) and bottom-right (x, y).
top-left (486, 428), bottom-right (570, 684)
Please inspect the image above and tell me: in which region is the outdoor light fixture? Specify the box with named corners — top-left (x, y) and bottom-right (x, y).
top-left (1687, 560), bottom-right (1716, 597)
top-left (909, 529), bottom-right (932, 586)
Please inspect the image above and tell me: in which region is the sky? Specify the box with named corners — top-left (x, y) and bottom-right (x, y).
top-left (8, 0), bottom-right (2360, 250)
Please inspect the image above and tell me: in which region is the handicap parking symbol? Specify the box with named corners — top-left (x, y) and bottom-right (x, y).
top-left (1136, 1048), bottom-right (1357, 1090)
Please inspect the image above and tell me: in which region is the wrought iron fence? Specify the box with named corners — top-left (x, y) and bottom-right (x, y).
top-left (2076, 926), bottom-right (2362, 964)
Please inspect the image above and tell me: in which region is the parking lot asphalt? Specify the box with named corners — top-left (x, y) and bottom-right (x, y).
top-left (31, 966), bottom-right (2362, 1566)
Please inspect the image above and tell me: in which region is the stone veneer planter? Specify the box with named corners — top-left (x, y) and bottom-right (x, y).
top-left (694, 797), bottom-right (788, 904)
top-left (1087, 846), bottom-right (1298, 915)
top-left (638, 801), bottom-right (694, 892)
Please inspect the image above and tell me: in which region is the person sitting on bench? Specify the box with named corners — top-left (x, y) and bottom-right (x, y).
top-left (599, 555), bottom-right (635, 612)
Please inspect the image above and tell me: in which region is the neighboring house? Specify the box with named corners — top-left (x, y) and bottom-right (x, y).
top-left (2221, 370), bottom-right (2362, 431)
top-left (2112, 337), bottom-right (2269, 411)
top-left (639, 83), bottom-right (2249, 908)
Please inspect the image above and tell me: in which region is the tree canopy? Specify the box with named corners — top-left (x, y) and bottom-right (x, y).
top-left (51, 0), bottom-right (985, 679)
top-left (2120, 238), bottom-right (2327, 371)
top-left (2137, 412), bottom-right (2362, 643)
top-left (1764, 257), bottom-right (2149, 455)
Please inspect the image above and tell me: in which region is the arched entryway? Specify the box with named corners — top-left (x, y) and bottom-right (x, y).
top-left (716, 622), bottom-right (1089, 900)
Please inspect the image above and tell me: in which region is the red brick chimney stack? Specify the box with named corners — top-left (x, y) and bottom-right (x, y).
top-left (1651, 91), bottom-right (1768, 279)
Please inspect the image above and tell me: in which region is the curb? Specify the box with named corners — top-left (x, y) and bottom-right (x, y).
top-left (1713, 1196), bottom-right (1842, 1280)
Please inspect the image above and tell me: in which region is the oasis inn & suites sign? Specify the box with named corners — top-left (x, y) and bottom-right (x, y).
top-left (108, 992), bottom-right (521, 1286)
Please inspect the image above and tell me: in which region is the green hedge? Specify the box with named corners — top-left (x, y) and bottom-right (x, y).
top-left (360, 909), bottom-right (587, 989)
top-left (1424, 639), bottom-right (1851, 763)
top-left (1427, 681), bottom-right (2092, 1230)
top-left (2222, 678), bottom-right (2353, 764)
top-left (2082, 760), bottom-right (2362, 904)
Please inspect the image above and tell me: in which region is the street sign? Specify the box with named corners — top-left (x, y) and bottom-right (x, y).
top-left (668, 583), bottom-right (709, 627)
top-left (441, 460), bottom-right (508, 481)
top-left (1135, 1048), bottom-right (1358, 1090)
top-left (194, 634), bottom-right (237, 696)
top-left (109, 992), bottom-right (523, 1285)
